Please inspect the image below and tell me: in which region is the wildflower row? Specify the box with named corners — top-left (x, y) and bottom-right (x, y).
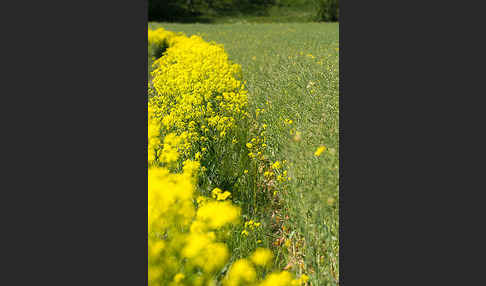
top-left (148, 28), bottom-right (306, 286)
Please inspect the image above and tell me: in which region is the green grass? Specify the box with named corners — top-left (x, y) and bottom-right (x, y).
top-left (149, 22), bottom-right (339, 285)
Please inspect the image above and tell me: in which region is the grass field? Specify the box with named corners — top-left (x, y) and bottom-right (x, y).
top-left (148, 22), bottom-right (339, 285)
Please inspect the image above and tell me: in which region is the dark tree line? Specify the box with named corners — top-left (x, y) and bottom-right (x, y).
top-left (148, 0), bottom-right (277, 21)
top-left (315, 0), bottom-right (339, 22)
top-left (148, 0), bottom-right (338, 22)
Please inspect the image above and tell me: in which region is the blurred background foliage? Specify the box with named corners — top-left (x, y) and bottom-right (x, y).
top-left (148, 0), bottom-right (339, 23)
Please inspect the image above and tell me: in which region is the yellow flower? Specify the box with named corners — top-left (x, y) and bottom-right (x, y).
top-left (284, 239), bottom-right (291, 248)
top-left (224, 259), bottom-right (256, 286)
top-left (217, 191), bottom-right (231, 201)
top-left (173, 273), bottom-right (185, 283)
top-left (212, 187), bottom-right (223, 199)
top-left (196, 201), bottom-right (240, 229)
top-left (314, 145), bottom-right (326, 156)
top-left (271, 161), bottom-right (281, 170)
top-left (299, 274), bottom-right (309, 284)
top-left (250, 248), bottom-right (273, 267)
top-left (259, 271), bottom-right (293, 286)
top-left (291, 274), bottom-right (310, 285)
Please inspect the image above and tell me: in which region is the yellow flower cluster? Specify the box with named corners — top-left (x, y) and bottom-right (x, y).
top-left (241, 219), bottom-right (262, 236)
top-left (212, 187), bottom-right (232, 201)
top-left (223, 254), bottom-right (306, 286)
top-left (148, 28), bottom-right (308, 286)
top-left (250, 248), bottom-right (273, 266)
top-left (148, 28), bottom-right (183, 58)
top-left (148, 28), bottom-right (178, 47)
top-left (246, 133), bottom-right (267, 160)
top-left (148, 163), bottom-right (241, 285)
top-left (148, 160), bottom-right (306, 286)
top-left (245, 219), bottom-right (262, 229)
top-left (261, 159), bottom-right (290, 184)
top-left (148, 28), bottom-right (249, 166)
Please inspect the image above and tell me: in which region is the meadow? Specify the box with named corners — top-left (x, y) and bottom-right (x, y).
top-left (148, 23), bottom-right (339, 286)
